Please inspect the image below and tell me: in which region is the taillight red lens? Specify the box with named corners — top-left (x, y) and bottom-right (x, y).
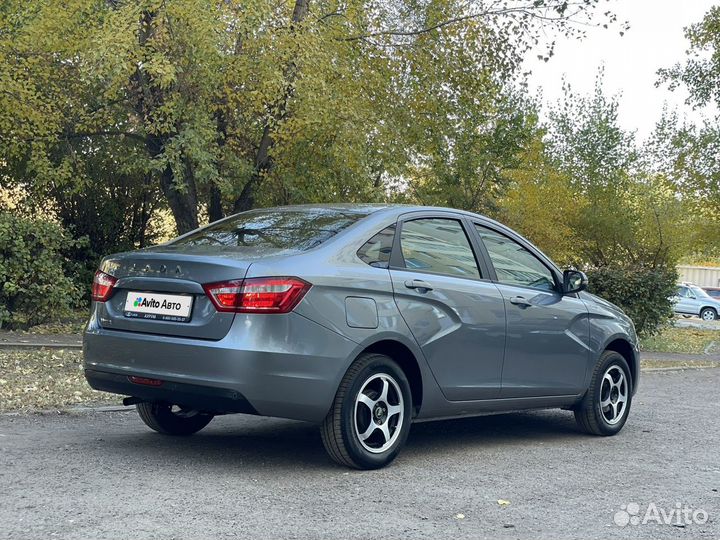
top-left (91, 270), bottom-right (117, 302)
top-left (203, 277), bottom-right (311, 313)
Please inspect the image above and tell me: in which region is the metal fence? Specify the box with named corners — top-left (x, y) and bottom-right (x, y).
top-left (677, 265), bottom-right (720, 287)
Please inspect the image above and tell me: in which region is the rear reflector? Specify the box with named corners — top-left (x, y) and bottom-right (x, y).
top-left (91, 270), bottom-right (117, 302)
top-left (129, 376), bottom-right (164, 386)
top-left (203, 277), bottom-right (311, 313)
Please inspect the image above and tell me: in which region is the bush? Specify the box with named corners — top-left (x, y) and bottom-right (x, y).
top-left (0, 212), bottom-right (81, 329)
top-left (586, 263), bottom-right (678, 338)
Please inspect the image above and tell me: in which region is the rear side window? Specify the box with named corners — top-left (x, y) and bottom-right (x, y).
top-left (357, 225), bottom-right (396, 268)
top-left (172, 208), bottom-right (371, 251)
top-left (399, 218), bottom-right (480, 279)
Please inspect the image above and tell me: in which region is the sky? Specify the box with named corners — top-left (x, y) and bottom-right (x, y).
top-left (526, 0), bottom-right (717, 141)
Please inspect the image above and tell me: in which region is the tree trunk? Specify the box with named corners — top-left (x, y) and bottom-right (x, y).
top-left (208, 182), bottom-right (224, 222)
top-left (232, 0), bottom-right (310, 213)
top-left (134, 9), bottom-right (199, 235)
top-left (159, 163), bottom-right (199, 234)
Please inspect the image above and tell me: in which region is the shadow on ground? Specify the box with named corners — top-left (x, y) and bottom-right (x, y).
top-left (93, 409), bottom-right (583, 470)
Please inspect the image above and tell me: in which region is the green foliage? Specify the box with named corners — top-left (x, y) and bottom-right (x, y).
top-left (656, 5), bottom-right (720, 254)
top-left (497, 118), bottom-right (582, 265)
top-left (535, 72), bottom-right (698, 333)
top-left (586, 264), bottom-right (678, 338)
top-left (1, 0), bottom-right (712, 333)
top-left (0, 0), bottom-right (621, 235)
top-left (658, 6), bottom-right (720, 111)
top-left (0, 212), bottom-right (81, 328)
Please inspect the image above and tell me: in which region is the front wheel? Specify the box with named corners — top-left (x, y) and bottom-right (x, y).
top-left (137, 402), bottom-right (214, 436)
top-left (574, 351), bottom-right (632, 436)
top-left (320, 353), bottom-right (412, 469)
top-left (700, 308), bottom-right (718, 321)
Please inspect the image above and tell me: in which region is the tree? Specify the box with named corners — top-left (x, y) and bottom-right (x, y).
top-left (544, 74), bottom-right (690, 335)
top-left (0, 0), bottom-right (623, 236)
top-left (642, 110), bottom-right (719, 258)
top-left (658, 6), bottom-right (720, 112)
top-left (497, 119), bottom-right (583, 265)
top-left (657, 4), bottom-right (720, 248)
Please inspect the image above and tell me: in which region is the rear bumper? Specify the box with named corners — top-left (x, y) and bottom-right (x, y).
top-left (85, 369), bottom-right (258, 414)
top-left (83, 311), bottom-right (357, 422)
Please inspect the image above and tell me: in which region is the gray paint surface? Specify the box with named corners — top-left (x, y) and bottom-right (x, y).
top-left (84, 204), bottom-right (639, 423)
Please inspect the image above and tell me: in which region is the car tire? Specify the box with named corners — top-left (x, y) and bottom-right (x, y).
top-left (700, 308), bottom-right (718, 321)
top-left (136, 402), bottom-right (214, 436)
top-left (320, 353), bottom-right (412, 469)
top-left (574, 351), bottom-right (632, 436)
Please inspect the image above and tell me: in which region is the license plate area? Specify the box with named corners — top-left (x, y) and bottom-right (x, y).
top-left (123, 291), bottom-right (194, 323)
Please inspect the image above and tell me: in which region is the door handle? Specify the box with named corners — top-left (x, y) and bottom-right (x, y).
top-left (404, 279), bottom-right (433, 292)
top-left (509, 296), bottom-right (532, 307)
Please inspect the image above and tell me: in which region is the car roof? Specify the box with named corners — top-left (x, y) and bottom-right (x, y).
top-left (258, 203), bottom-right (497, 223)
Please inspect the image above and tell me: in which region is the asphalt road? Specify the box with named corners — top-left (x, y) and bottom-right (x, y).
top-left (1, 369), bottom-right (719, 540)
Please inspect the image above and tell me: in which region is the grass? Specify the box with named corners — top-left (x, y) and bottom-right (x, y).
top-left (641, 326), bottom-right (718, 355)
top-left (0, 349), bottom-right (115, 412)
top-left (1, 310), bottom-right (87, 335)
top-left (23, 311), bottom-right (87, 334)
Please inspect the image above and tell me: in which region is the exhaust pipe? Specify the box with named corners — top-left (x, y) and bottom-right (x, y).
top-left (122, 396), bottom-right (145, 406)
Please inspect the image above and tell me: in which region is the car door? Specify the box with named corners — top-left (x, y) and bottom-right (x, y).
top-left (674, 286), bottom-right (698, 315)
top-left (472, 223), bottom-right (590, 398)
top-left (388, 214), bottom-right (506, 401)
top-left (672, 286), bottom-right (689, 314)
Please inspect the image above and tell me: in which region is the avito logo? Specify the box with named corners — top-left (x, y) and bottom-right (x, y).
top-left (133, 297), bottom-right (161, 309)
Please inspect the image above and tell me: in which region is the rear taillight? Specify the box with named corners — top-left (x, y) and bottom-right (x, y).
top-left (203, 277), bottom-right (311, 313)
top-left (91, 270), bottom-right (117, 302)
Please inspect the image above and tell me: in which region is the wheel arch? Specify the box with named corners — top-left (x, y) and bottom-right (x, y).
top-left (604, 337), bottom-right (638, 392)
top-left (359, 339), bottom-right (424, 416)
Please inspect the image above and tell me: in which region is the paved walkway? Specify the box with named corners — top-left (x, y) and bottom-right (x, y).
top-left (0, 331), bottom-right (81, 349)
top-left (642, 351), bottom-right (720, 363)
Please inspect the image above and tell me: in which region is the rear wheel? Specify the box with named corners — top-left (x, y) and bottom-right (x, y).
top-left (574, 351), bottom-right (632, 436)
top-left (320, 353), bottom-right (412, 469)
top-left (700, 307), bottom-right (717, 321)
top-left (136, 402), bottom-right (214, 436)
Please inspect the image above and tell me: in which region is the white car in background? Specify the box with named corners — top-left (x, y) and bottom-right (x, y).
top-left (673, 283), bottom-right (720, 321)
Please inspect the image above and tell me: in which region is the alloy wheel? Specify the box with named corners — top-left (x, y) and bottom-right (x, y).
top-left (353, 373), bottom-right (404, 453)
top-left (599, 365), bottom-right (628, 425)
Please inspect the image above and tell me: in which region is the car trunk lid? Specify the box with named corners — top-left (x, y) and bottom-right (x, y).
top-left (97, 248), bottom-right (268, 340)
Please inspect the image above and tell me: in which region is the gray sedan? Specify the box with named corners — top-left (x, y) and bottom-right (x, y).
top-left (84, 204), bottom-right (639, 469)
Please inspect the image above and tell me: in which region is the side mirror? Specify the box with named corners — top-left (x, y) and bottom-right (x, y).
top-left (563, 269), bottom-right (588, 294)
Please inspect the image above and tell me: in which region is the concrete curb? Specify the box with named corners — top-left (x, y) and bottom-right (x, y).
top-left (642, 365), bottom-right (717, 372)
top-left (0, 404), bottom-right (130, 417)
top-left (0, 342), bottom-right (82, 350)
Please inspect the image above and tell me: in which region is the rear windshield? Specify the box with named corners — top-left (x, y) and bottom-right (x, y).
top-left (171, 208), bottom-right (372, 251)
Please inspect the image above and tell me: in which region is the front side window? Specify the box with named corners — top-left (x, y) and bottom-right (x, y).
top-left (399, 218), bottom-right (480, 279)
top-left (690, 286), bottom-right (708, 298)
top-left (475, 224), bottom-right (555, 292)
top-left (357, 225), bottom-right (396, 268)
